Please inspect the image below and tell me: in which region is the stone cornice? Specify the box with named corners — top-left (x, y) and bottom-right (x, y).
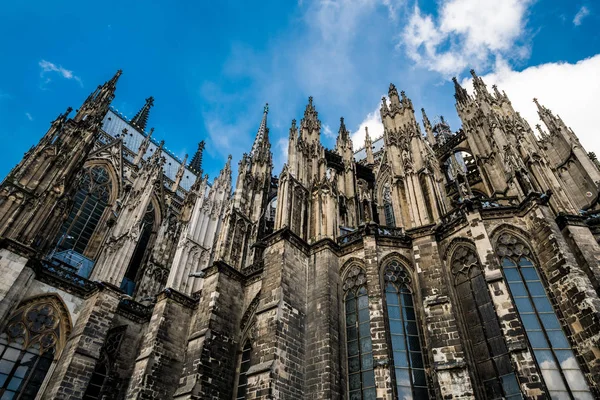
top-left (157, 287), bottom-right (197, 308)
top-left (0, 237), bottom-right (38, 260)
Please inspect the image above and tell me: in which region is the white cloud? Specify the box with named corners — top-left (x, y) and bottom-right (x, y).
top-left (25, 112), bottom-right (33, 121)
top-left (39, 60), bottom-right (82, 87)
top-left (462, 54), bottom-right (600, 154)
top-left (401, 0), bottom-right (533, 76)
top-left (573, 6), bottom-right (590, 26)
top-left (351, 102), bottom-right (385, 150)
top-left (323, 124), bottom-right (335, 138)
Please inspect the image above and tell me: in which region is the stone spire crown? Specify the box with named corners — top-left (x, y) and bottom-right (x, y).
top-left (250, 103), bottom-right (271, 158)
top-left (189, 140), bottom-right (206, 175)
top-left (130, 96), bottom-right (154, 131)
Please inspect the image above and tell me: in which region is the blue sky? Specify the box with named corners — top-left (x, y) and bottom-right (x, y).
top-left (1, 0), bottom-right (599, 181)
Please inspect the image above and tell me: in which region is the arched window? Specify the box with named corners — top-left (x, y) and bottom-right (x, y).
top-left (56, 166), bottom-right (112, 255)
top-left (383, 260), bottom-right (428, 399)
top-left (451, 246), bottom-right (522, 400)
top-left (383, 184), bottom-right (395, 227)
top-left (496, 234), bottom-right (593, 400)
top-left (235, 340), bottom-right (252, 400)
top-left (343, 265), bottom-right (376, 400)
top-left (0, 297), bottom-right (69, 399)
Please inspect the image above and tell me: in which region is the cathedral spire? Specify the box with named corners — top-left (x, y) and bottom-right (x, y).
top-left (301, 96), bottom-right (321, 134)
top-left (134, 127), bottom-right (154, 165)
top-left (130, 96), bottom-right (154, 131)
top-left (337, 117), bottom-right (349, 142)
top-left (452, 77), bottom-right (470, 105)
top-left (470, 69), bottom-right (490, 99)
top-left (75, 69), bottom-right (122, 124)
top-left (422, 108), bottom-right (436, 145)
top-left (250, 103), bottom-right (270, 158)
top-left (364, 126), bottom-right (374, 165)
top-left (189, 140), bottom-right (205, 175)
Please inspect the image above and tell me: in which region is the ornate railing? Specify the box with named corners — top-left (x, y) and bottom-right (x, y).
top-left (337, 229), bottom-right (363, 245)
top-left (480, 196), bottom-right (519, 209)
top-left (117, 298), bottom-right (153, 322)
top-left (39, 260), bottom-right (98, 294)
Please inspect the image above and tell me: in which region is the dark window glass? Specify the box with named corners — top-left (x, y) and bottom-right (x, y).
top-left (451, 247), bottom-right (522, 400)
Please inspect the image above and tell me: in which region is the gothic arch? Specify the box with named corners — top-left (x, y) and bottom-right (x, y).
top-left (379, 252), bottom-right (415, 274)
top-left (489, 224), bottom-right (533, 250)
top-left (4, 293), bottom-right (73, 355)
top-left (442, 237), bottom-right (478, 266)
top-left (339, 257), bottom-right (366, 282)
top-left (82, 159), bottom-right (121, 204)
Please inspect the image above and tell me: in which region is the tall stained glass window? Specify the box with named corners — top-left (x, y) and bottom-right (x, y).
top-left (0, 297), bottom-right (68, 399)
top-left (383, 260), bottom-right (428, 399)
top-left (451, 246), bottom-right (522, 400)
top-left (496, 234), bottom-right (593, 400)
top-left (56, 166), bottom-right (111, 254)
top-left (343, 265), bottom-right (376, 400)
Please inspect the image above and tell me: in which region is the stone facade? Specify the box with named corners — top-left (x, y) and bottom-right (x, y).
top-left (0, 69), bottom-right (599, 400)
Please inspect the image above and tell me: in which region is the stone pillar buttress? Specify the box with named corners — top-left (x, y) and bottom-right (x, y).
top-left (247, 229), bottom-right (308, 399)
top-left (42, 284), bottom-right (121, 399)
top-left (125, 289), bottom-right (195, 399)
top-left (305, 241), bottom-right (342, 399)
top-left (173, 262), bottom-right (244, 399)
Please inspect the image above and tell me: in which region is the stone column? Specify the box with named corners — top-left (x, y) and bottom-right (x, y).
top-left (362, 230), bottom-right (394, 399)
top-left (125, 289), bottom-right (195, 399)
top-left (247, 229), bottom-right (308, 399)
top-left (42, 284), bottom-right (121, 399)
top-left (173, 261), bottom-right (244, 399)
top-left (305, 241), bottom-right (341, 399)
top-left (557, 215), bottom-right (600, 292)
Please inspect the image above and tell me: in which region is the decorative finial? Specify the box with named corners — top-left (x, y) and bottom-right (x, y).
top-left (264, 103), bottom-right (269, 114)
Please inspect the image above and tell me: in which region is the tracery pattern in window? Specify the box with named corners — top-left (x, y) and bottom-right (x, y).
top-left (235, 340), bottom-right (252, 400)
top-left (497, 234), bottom-right (593, 400)
top-left (451, 246), bottom-right (522, 400)
top-left (0, 298), bottom-right (67, 399)
top-left (343, 265), bottom-right (376, 400)
top-left (56, 166), bottom-right (112, 255)
top-left (383, 260), bottom-right (428, 399)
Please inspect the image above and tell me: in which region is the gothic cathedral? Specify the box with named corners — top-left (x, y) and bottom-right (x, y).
top-left (0, 70), bottom-right (599, 400)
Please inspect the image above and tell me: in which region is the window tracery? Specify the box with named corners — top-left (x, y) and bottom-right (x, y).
top-left (0, 297), bottom-right (68, 399)
top-left (451, 245), bottom-right (522, 400)
top-left (235, 340), bottom-right (252, 400)
top-left (496, 233), bottom-right (593, 400)
top-left (55, 166), bottom-right (112, 257)
top-left (343, 265), bottom-right (376, 400)
top-left (383, 260), bottom-right (428, 399)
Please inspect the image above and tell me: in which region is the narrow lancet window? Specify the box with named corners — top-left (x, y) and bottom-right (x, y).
top-left (497, 234), bottom-right (593, 400)
top-left (343, 265), bottom-right (376, 400)
top-left (452, 246), bottom-right (522, 400)
top-left (383, 260), bottom-right (428, 399)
